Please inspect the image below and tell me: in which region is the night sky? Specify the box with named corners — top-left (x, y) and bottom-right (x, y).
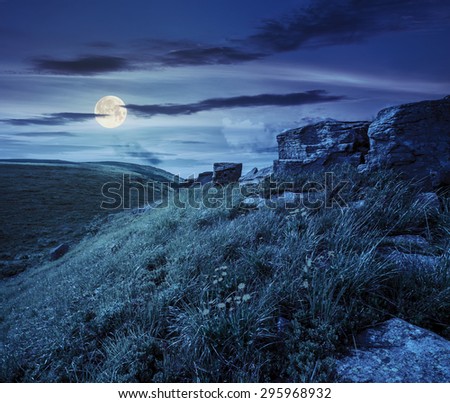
top-left (1, 0), bottom-right (449, 177)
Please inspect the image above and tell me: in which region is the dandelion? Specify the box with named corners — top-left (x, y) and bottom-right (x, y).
top-left (238, 283), bottom-right (245, 290)
top-left (242, 294), bottom-right (251, 302)
top-left (217, 303), bottom-right (226, 309)
top-left (201, 308), bottom-right (210, 316)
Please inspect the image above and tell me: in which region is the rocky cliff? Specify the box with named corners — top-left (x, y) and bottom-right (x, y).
top-left (273, 96), bottom-right (450, 189)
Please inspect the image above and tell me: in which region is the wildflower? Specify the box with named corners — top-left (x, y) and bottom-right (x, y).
top-left (201, 309), bottom-right (210, 316)
top-left (218, 277), bottom-right (223, 282)
top-left (213, 280), bottom-right (218, 285)
top-left (306, 257), bottom-right (313, 268)
top-left (234, 296), bottom-right (241, 301)
top-left (221, 272), bottom-right (227, 276)
top-left (242, 294), bottom-right (251, 302)
top-left (216, 265), bottom-right (228, 272)
top-left (302, 280), bottom-right (309, 288)
top-left (217, 303), bottom-right (226, 309)
top-left (226, 297), bottom-right (232, 303)
top-left (238, 283), bottom-right (246, 290)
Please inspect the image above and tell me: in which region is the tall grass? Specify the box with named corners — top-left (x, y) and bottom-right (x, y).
top-left (0, 166), bottom-right (448, 382)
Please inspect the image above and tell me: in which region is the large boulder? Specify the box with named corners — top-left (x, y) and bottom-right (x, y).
top-left (273, 121), bottom-right (370, 179)
top-left (363, 96), bottom-right (450, 189)
top-left (195, 171), bottom-right (213, 186)
top-left (336, 318), bottom-right (450, 382)
top-left (212, 163), bottom-right (242, 185)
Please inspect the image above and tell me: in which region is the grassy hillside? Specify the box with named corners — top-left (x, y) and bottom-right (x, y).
top-left (0, 160), bottom-right (178, 278)
top-left (0, 165), bottom-right (448, 382)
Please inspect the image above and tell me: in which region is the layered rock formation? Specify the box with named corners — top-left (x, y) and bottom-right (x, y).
top-left (273, 96), bottom-right (450, 189)
top-left (273, 121), bottom-right (370, 178)
top-left (362, 96), bottom-right (450, 188)
top-left (212, 162), bottom-right (242, 185)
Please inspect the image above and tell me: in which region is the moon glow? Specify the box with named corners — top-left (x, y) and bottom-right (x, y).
top-left (95, 95), bottom-right (127, 128)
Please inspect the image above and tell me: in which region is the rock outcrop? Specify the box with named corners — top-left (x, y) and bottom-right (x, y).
top-left (212, 163), bottom-right (242, 185)
top-left (336, 318), bottom-right (450, 382)
top-left (362, 97), bottom-right (450, 188)
top-left (273, 97), bottom-right (450, 189)
top-left (195, 171), bottom-right (213, 186)
top-left (273, 121), bottom-right (370, 179)
top-left (239, 166), bottom-right (273, 186)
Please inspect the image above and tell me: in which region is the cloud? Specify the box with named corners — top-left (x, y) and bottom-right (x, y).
top-left (249, 0), bottom-right (450, 52)
top-left (3, 131), bottom-right (76, 137)
top-left (159, 46), bottom-right (265, 66)
top-left (85, 41), bottom-right (116, 49)
top-left (126, 90), bottom-right (346, 117)
top-left (33, 55), bottom-right (129, 75)
top-left (31, 41), bottom-right (263, 75)
top-left (24, 1), bottom-right (450, 76)
top-left (114, 143), bottom-right (173, 165)
top-left (1, 113), bottom-right (101, 126)
top-left (178, 140), bottom-right (208, 145)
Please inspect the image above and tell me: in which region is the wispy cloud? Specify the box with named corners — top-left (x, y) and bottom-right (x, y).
top-left (1, 113), bottom-right (101, 126)
top-left (114, 143), bottom-right (174, 165)
top-left (28, 1), bottom-right (450, 75)
top-left (2, 131), bottom-right (76, 137)
top-left (159, 46), bottom-right (265, 67)
top-left (249, 0), bottom-right (450, 52)
top-left (33, 55), bottom-right (129, 75)
top-left (126, 90), bottom-right (346, 117)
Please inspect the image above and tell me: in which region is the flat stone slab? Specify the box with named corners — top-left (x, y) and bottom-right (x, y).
top-left (336, 318), bottom-right (450, 382)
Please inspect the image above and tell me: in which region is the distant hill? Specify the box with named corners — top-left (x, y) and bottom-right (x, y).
top-left (0, 160), bottom-right (178, 278)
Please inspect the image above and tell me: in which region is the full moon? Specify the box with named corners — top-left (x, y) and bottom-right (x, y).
top-left (94, 95), bottom-right (127, 128)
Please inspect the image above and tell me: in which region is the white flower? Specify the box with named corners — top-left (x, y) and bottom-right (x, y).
top-left (242, 294), bottom-right (251, 302)
top-left (238, 283), bottom-right (246, 290)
